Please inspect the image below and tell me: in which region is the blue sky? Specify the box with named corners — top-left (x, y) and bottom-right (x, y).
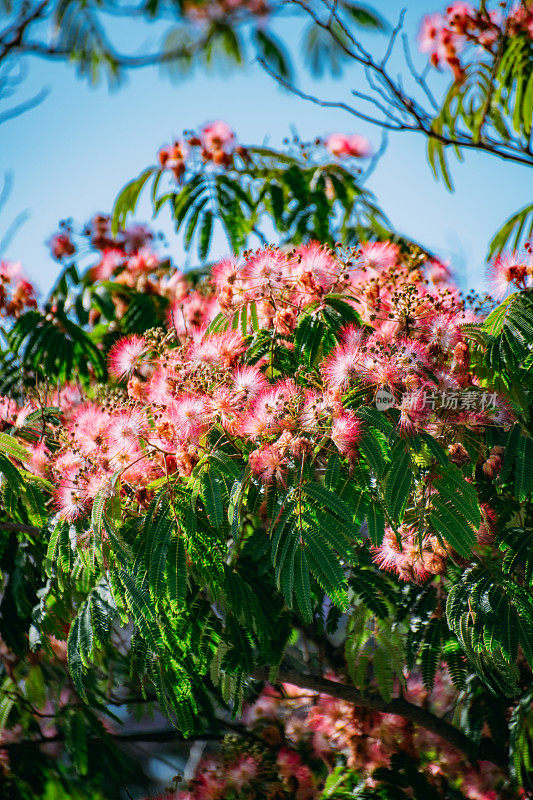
top-left (1, 0), bottom-right (531, 295)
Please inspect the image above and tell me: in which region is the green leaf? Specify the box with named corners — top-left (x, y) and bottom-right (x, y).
top-left (67, 609), bottom-right (88, 701)
top-left (303, 481), bottom-right (358, 528)
top-left (384, 444), bottom-right (411, 522)
top-left (340, 2), bottom-right (388, 30)
top-left (359, 430), bottom-right (387, 476)
top-left (117, 569), bottom-right (161, 652)
top-left (0, 453), bottom-right (23, 492)
top-left (0, 433), bottom-right (29, 462)
top-left (367, 500), bottom-right (385, 546)
top-left (253, 29), bottom-right (292, 79)
top-left (294, 312), bottom-right (324, 367)
top-left (45, 521), bottom-right (64, 574)
top-left (66, 710), bottom-right (89, 775)
top-left (305, 527), bottom-right (348, 608)
top-left (294, 546), bottom-right (313, 623)
top-left (202, 467), bottom-right (224, 527)
top-left (147, 506), bottom-right (174, 600)
top-left (112, 167), bottom-right (157, 234)
top-left (198, 209), bottom-right (214, 261)
top-left (483, 293), bottom-right (519, 336)
top-left (420, 617), bottom-right (443, 690)
top-left (324, 453), bottom-right (341, 490)
top-left (23, 480), bottom-right (47, 525)
top-left (489, 203), bottom-right (533, 257)
top-left (166, 537), bottom-right (187, 610)
top-left (429, 498), bottom-right (476, 558)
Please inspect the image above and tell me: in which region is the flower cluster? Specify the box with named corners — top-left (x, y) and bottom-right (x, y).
top-left (48, 227), bottom-right (76, 260)
top-left (419, 1), bottom-right (533, 80)
top-left (30, 238), bottom-right (513, 589)
top-left (158, 121), bottom-right (243, 177)
top-left (172, 741), bottom-right (319, 800)
top-left (182, 0), bottom-right (269, 24)
top-left (0, 260), bottom-right (37, 318)
top-left (47, 214), bottom-right (190, 324)
top-left (149, 671), bottom-right (509, 800)
top-left (156, 121), bottom-right (374, 183)
top-left (487, 247), bottom-right (533, 300)
top-left (324, 133), bottom-right (372, 159)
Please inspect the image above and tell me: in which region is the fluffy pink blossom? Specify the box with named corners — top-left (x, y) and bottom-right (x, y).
top-left (189, 330), bottom-right (246, 368)
top-left (239, 380), bottom-right (299, 437)
top-left (128, 247), bottom-right (159, 275)
top-left (300, 390), bottom-right (337, 432)
top-left (232, 365), bottom-right (268, 399)
top-left (330, 411), bottom-right (362, 455)
top-left (167, 395), bottom-right (208, 444)
top-left (249, 443), bottom-right (289, 484)
top-left (70, 403), bottom-right (111, 457)
top-left (81, 470), bottom-right (114, 502)
top-left (225, 755), bottom-right (258, 788)
top-left (372, 528), bottom-right (435, 583)
top-left (487, 251), bottom-right (531, 299)
top-left (446, 2), bottom-right (474, 29)
top-left (359, 241), bottom-right (399, 271)
top-left (325, 133), bottom-right (372, 158)
top-left (426, 313), bottom-right (462, 351)
top-left (0, 260), bottom-right (23, 281)
top-left (426, 257), bottom-right (453, 285)
top-left (0, 396), bottom-right (19, 424)
top-left (91, 249), bottom-right (124, 281)
top-left (418, 12), bottom-right (445, 53)
top-left (395, 338), bottom-right (430, 373)
top-left (210, 257), bottom-right (242, 290)
top-left (203, 387), bottom-right (240, 428)
top-left (244, 248), bottom-right (291, 291)
top-left (121, 223), bottom-right (154, 253)
top-left (105, 410), bottom-right (148, 458)
top-left (158, 141), bottom-right (188, 182)
top-left (292, 241), bottom-right (340, 293)
top-left (145, 367), bottom-right (174, 406)
top-left (397, 389), bottom-right (431, 432)
top-left (323, 344), bottom-right (363, 391)
top-left (201, 120), bottom-right (235, 154)
top-left (108, 335), bottom-right (148, 380)
top-left (25, 442), bottom-right (50, 478)
top-left (53, 451), bottom-right (84, 481)
top-left (48, 232), bottom-right (75, 260)
top-left (55, 482), bottom-right (86, 520)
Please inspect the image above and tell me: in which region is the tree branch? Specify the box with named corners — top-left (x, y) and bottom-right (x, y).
top-left (0, 1), bottom-right (50, 61)
top-left (0, 728), bottom-right (224, 750)
top-left (252, 668), bottom-right (504, 766)
top-left (279, 0), bottom-right (533, 170)
top-left (14, 32), bottom-right (214, 70)
top-left (0, 208), bottom-right (31, 254)
top-left (0, 85), bottom-right (48, 126)
top-left (259, 53), bottom-right (533, 169)
top-left (0, 522), bottom-right (42, 533)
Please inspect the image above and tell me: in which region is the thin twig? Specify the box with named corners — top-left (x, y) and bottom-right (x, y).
top-left (401, 33), bottom-right (439, 112)
top-left (0, 86), bottom-right (48, 126)
top-left (0, 208), bottom-right (31, 255)
top-left (381, 9), bottom-right (405, 69)
top-left (257, 57), bottom-right (407, 132)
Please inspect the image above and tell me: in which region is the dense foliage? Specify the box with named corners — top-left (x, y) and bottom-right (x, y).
top-left (1, 146), bottom-right (533, 796)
